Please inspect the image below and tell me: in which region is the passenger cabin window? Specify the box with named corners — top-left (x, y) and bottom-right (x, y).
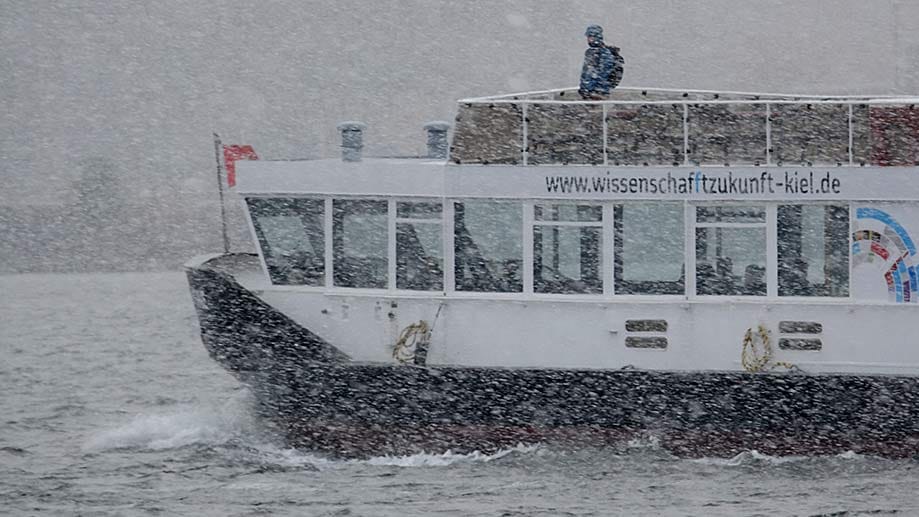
top-left (533, 204), bottom-right (602, 294)
top-left (454, 201), bottom-right (523, 292)
top-left (333, 199), bottom-right (388, 288)
top-left (614, 203), bottom-right (684, 294)
top-left (396, 201), bottom-right (443, 290)
top-left (695, 205), bottom-right (766, 296)
top-left (246, 198), bottom-right (324, 286)
top-left (778, 204), bottom-right (849, 297)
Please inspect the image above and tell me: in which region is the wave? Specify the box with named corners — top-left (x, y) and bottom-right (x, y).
top-left (87, 396), bottom-right (880, 473)
top-left (692, 449), bottom-right (806, 466)
top-left (692, 449), bottom-right (870, 466)
top-left (84, 393), bottom-right (539, 470)
top-left (836, 450), bottom-right (864, 460)
top-left (626, 433), bottom-right (663, 450)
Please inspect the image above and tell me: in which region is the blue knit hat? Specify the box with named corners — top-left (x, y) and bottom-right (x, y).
top-left (585, 25), bottom-right (603, 38)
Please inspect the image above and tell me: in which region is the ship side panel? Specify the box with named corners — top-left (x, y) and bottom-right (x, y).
top-left (256, 292), bottom-right (919, 375)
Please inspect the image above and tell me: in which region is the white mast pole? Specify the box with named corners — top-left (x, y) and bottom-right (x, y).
top-left (213, 132), bottom-right (230, 254)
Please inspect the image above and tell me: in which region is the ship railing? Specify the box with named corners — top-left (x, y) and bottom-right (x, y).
top-left (450, 87), bottom-right (919, 167)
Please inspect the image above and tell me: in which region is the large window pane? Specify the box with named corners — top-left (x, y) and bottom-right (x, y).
top-left (247, 198), bottom-right (324, 286)
top-left (533, 206), bottom-right (602, 294)
top-left (397, 201), bottom-right (443, 291)
top-left (695, 226), bottom-right (766, 295)
top-left (333, 199), bottom-right (388, 288)
top-left (695, 204), bottom-right (766, 296)
top-left (778, 204), bottom-right (849, 297)
top-left (614, 203), bottom-right (684, 294)
top-left (454, 200), bottom-right (522, 292)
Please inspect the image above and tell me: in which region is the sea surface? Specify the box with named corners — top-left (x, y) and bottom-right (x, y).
top-left (2, 272), bottom-right (918, 516)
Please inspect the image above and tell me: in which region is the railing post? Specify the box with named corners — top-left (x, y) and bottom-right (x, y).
top-left (522, 102), bottom-right (528, 166)
top-left (848, 103), bottom-right (854, 166)
top-left (682, 104), bottom-right (689, 165)
top-left (765, 103), bottom-right (772, 166)
top-left (602, 103), bottom-right (609, 166)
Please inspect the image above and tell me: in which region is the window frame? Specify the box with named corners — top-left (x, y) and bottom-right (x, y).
top-left (612, 202), bottom-right (687, 296)
top-left (244, 196), bottom-right (327, 288)
top-left (243, 195), bottom-right (856, 303)
top-left (775, 202), bottom-right (853, 300)
top-left (394, 198), bottom-right (446, 292)
top-left (690, 203), bottom-right (771, 298)
top-left (331, 197), bottom-right (391, 289)
top-left (452, 198), bottom-right (525, 295)
top-left (531, 202), bottom-right (605, 295)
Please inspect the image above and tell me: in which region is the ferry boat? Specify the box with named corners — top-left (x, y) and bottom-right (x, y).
top-left (186, 87), bottom-right (919, 458)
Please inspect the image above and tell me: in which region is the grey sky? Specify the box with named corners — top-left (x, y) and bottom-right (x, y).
top-left (2, 1), bottom-right (917, 269)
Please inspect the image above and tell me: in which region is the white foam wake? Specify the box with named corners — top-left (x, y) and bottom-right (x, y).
top-left (186, 442), bottom-right (540, 470)
top-left (84, 395), bottom-right (539, 470)
top-left (357, 444), bottom-right (540, 467)
top-left (693, 449), bottom-right (870, 466)
top-left (626, 433), bottom-right (662, 450)
top-left (693, 449), bottom-right (810, 466)
top-left (836, 450), bottom-right (864, 460)
top-left (83, 394), bottom-right (258, 452)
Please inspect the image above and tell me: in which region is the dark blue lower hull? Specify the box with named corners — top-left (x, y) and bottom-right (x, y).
top-left (186, 258), bottom-right (919, 459)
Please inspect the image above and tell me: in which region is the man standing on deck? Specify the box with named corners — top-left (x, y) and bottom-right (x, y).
top-left (579, 25), bottom-right (615, 100)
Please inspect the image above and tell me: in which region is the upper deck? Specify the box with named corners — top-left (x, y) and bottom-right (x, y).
top-left (450, 87), bottom-right (919, 168)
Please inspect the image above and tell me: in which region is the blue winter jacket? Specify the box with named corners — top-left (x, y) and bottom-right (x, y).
top-left (579, 39), bottom-right (615, 96)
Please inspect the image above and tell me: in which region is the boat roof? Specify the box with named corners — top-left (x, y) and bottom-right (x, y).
top-left (234, 86), bottom-right (919, 200)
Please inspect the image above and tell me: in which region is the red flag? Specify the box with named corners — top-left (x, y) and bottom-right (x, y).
top-left (223, 145), bottom-right (258, 187)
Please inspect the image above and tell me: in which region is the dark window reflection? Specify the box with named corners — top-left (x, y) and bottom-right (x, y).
top-left (614, 203), bottom-right (684, 294)
top-left (535, 204), bottom-right (602, 222)
top-left (396, 201), bottom-right (443, 291)
top-left (696, 205), bottom-right (765, 223)
top-left (397, 201), bottom-right (441, 219)
top-left (534, 204), bottom-right (602, 294)
top-left (246, 197), bottom-right (325, 286)
top-left (333, 199), bottom-right (388, 288)
top-left (454, 201), bottom-right (522, 293)
top-left (778, 205), bottom-right (849, 297)
top-left (695, 205), bottom-right (766, 296)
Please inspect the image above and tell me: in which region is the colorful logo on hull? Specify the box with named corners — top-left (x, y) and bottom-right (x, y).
top-left (852, 208), bottom-right (918, 303)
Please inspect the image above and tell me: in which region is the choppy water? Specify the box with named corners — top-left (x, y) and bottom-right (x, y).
top-left (2, 272), bottom-right (918, 516)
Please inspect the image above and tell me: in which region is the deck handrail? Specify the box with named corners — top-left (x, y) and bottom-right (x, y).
top-left (452, 87), bottom-right (919, 167)
top-left (459, 86), bottom-right (919, 104)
